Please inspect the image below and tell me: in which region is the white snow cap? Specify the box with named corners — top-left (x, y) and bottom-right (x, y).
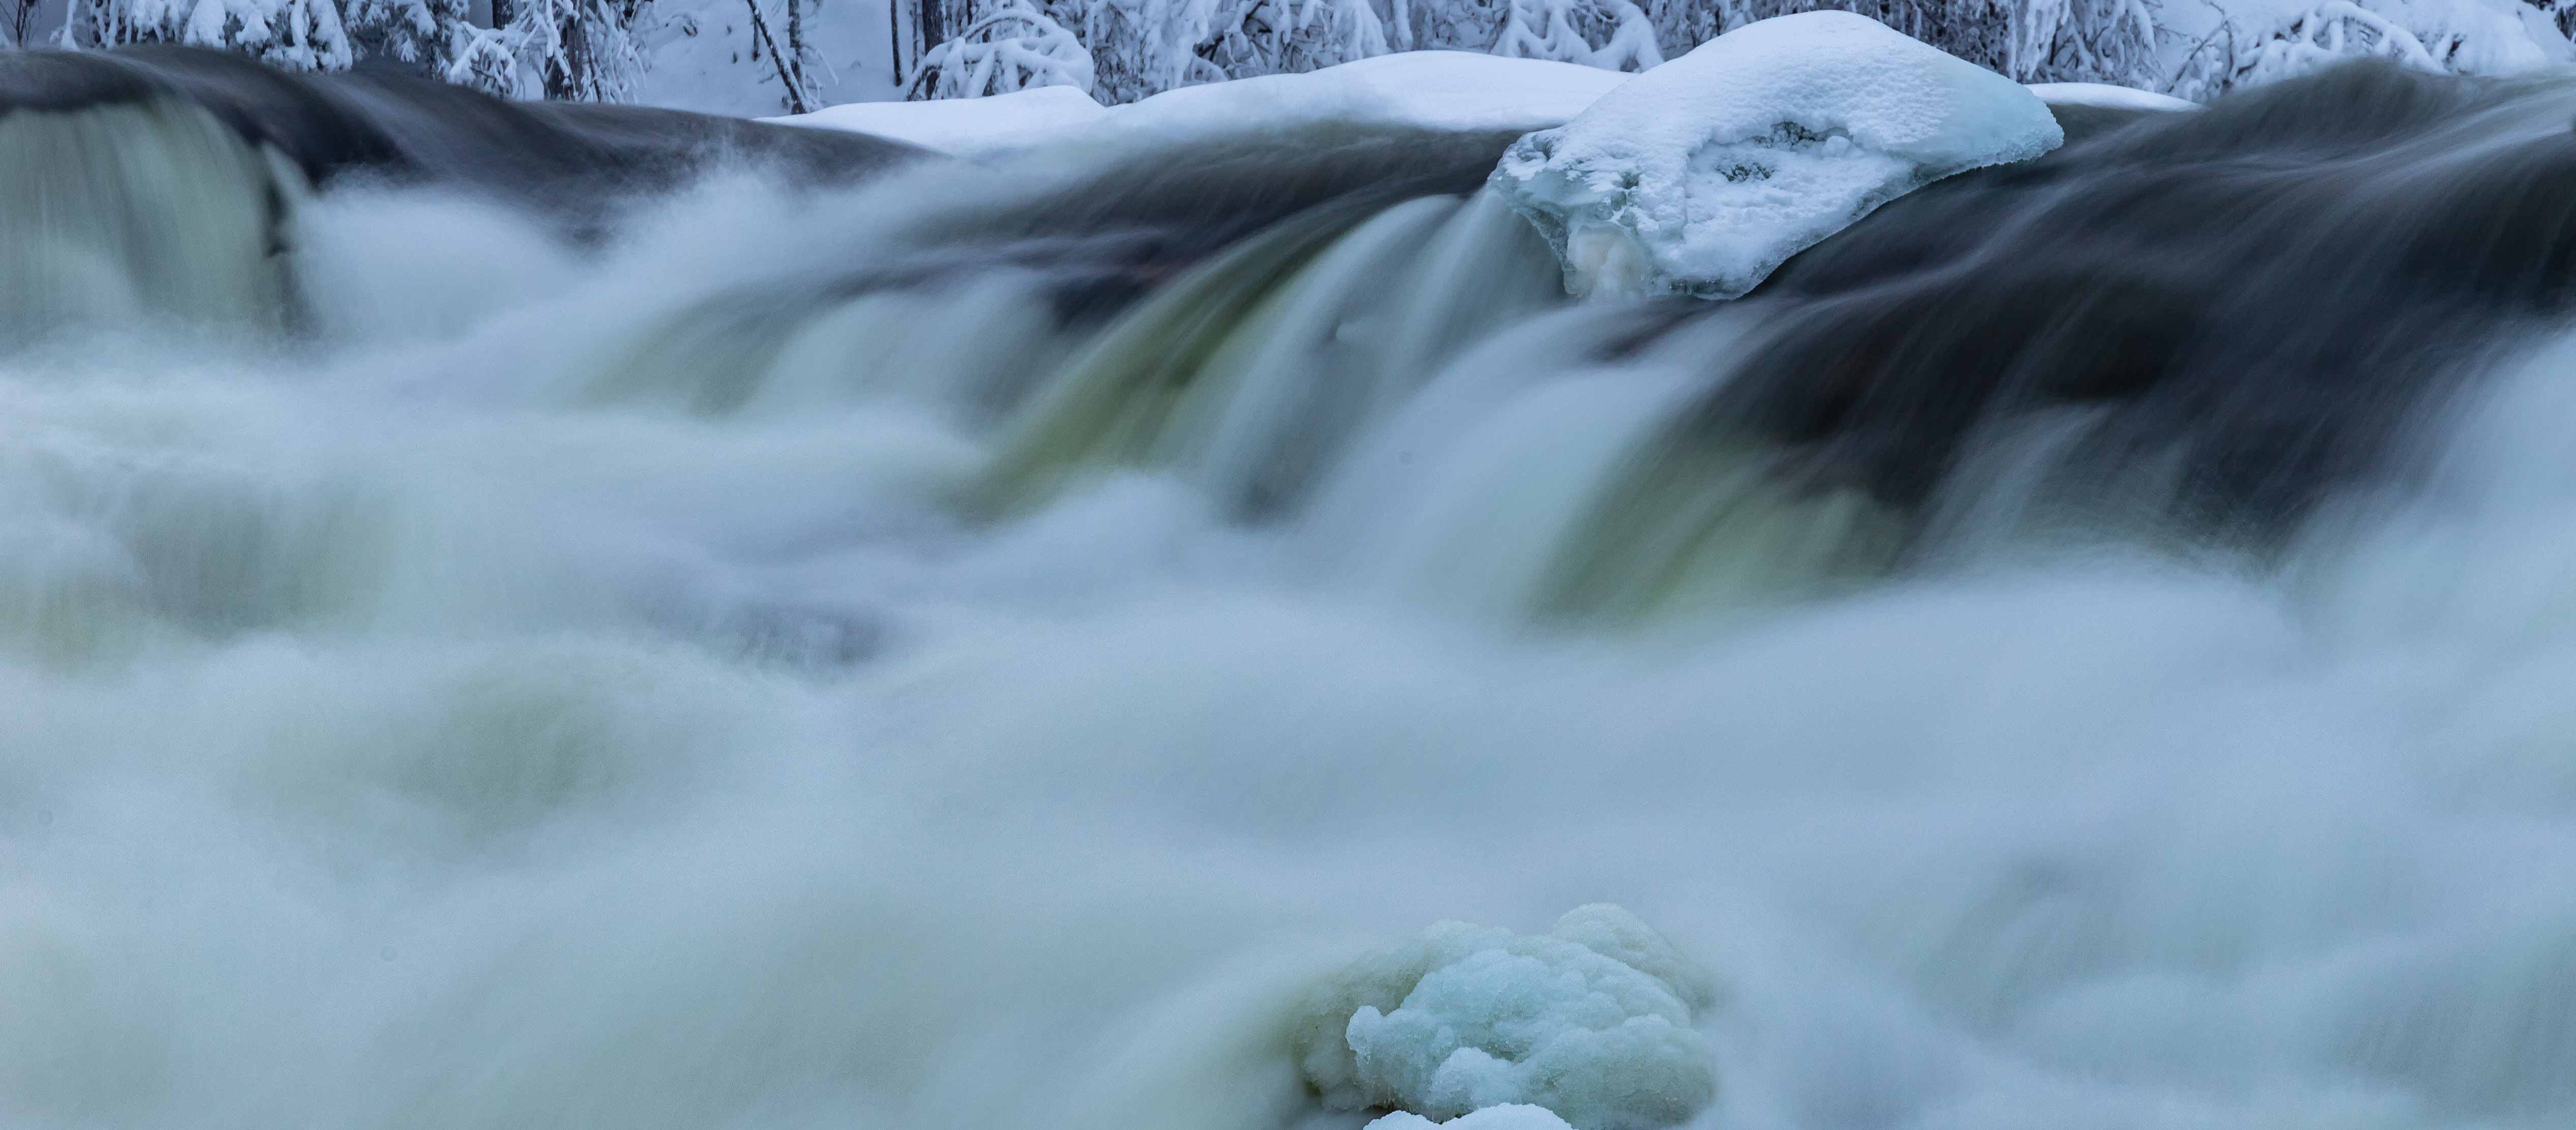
top-left (1490, 11), bottom-right (2065, 300)
top-left (1293, 904), bottom-right (1720, 1130)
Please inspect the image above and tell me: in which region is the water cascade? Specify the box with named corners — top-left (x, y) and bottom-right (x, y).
top-left (5, 42), bottom-right (2576, 1130)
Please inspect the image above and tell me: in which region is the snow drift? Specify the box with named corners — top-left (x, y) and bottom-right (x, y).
top-left (1292, 905), bottom-right (1720, 1130)
top-left (1490, 11), bottom-right (2064, 300)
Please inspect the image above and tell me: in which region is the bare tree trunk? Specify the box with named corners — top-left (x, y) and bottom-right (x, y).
top-left (746, 0), bottom-right (817, 111)
top-left (787, 0), bottom-right (808, 93)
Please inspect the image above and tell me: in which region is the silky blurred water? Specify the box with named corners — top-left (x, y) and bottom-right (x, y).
top-left (2, 116), bottom-right (2575, 1130)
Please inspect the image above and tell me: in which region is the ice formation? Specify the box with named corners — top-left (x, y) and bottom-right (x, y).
top-left (1489, 11), bottom-right (2064, 300)
top-left (1293, 905), bottom-right (1719, 1130)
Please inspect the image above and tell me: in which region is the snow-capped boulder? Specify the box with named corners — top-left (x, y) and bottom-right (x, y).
top-left (1490, 11), bottom-right (2064, 300)
top-left (1292, 904), bottom-right (1720, 1130)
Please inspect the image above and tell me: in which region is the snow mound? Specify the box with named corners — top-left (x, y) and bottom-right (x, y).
top-left (1293, 904), bottom-right (1719, 1130)
top-left (766, 53), bottom-right (1629, 158)
top-left (1490, 11), bottom-right (2064, 300)
top-left (1368, 1105), bottom-right (1579, 1130)
top-left (1110, 51), bottom-right (1634, 140)
top-left (763, 86), bottom-right (1112, 156)
top-left (2026, 82), bottom-right (2203, 112)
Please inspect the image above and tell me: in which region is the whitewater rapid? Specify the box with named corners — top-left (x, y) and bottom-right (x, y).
top-left (7, 54), bottom-right (2576, 1130)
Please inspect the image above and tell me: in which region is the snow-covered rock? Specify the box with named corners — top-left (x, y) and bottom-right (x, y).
top-left (765, 52), bottom-right (1631, 158)
top-left (1490, 11), bottom-right (2064, 300)
top-left (1292, 904), bottom-right (1719, 1130)
top-left (2026, 82), bottom-right (2204, 112)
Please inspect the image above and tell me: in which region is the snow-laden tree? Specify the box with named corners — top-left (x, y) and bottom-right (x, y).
top-left (911, 0), bottom-right (1680, 104)
top-left (1071, 0), bottom-right (1233, 101)
top-left (4, 0), bottom-right (38, 47)
top-left (911, 0), bottom-right (1094, 96)
top-left (743, 0), bottom-right (831, 111)
top-left (1708, 0), bottom-right (2155, 85)
top-left (1197, 0), bottom-right (1392, 78)
top-left (346, 0), bottom-right (516, 90)
top-left (1643, 0), bottom-right (1717, 50)
top-left (2169, 0), bottom-right (2565, 97)
top-left (1490, 0), bottom-right (1661, 69)
top-left (495, 0), bottom-right (649, 99)
top-left (59, 0), bottom-right (356, 69)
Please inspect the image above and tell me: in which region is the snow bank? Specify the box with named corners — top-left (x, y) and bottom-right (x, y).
top-left (1490, 12), bottom-right (2064, 300)
top-left (763, 85), bottom-right (1113, 156)
top-left (2026, 82), bottom-right (2203, 112)
top-left (764, 52), bottom-right (1629, 157)
top-left (1107, 51), bottom-right (1633, 139)
top-left (1292, 904), bottom-right (1720, 1130)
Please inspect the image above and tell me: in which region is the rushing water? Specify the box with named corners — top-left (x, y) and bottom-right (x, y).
top-left (7, 47), bottom-right (2576, 1130)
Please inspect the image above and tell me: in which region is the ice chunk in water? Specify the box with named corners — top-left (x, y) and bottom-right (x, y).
top-left (1294, 905), bottom-right (1718, 1130)
top-left (1490, 11), bottom-right (2064, 300)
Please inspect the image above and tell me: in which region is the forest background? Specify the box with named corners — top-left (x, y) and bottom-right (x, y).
top-left (3, 0), bottom-right (2569, 127)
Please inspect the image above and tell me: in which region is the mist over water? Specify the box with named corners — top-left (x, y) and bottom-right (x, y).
top-left (8, 55), bottom-right (2576, 1130)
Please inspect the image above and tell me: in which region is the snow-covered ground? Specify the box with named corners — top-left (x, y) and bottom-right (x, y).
top-left (762, 51), bottom-right (1630, 155)
top-left (758, 50), bottom-right (2210, 163)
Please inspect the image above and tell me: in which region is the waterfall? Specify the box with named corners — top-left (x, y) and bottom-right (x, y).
top-left (6, 45), bottom-right (2576, 1130)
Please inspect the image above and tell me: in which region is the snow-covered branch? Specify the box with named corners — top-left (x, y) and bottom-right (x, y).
top-left (912, 0), bottom-right (1093, 96)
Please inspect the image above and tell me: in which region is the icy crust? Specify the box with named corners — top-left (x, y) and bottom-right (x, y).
top-left (1490, 12), bottom-right (2064, 300)
top-left (1292, 905), bottom-right (1720, 1130)
top-left (765, 53), bottom-right (1629, 158)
